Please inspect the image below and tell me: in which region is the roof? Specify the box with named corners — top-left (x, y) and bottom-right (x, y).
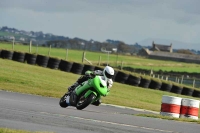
top-left (151, 42), bottom-right (172, 52)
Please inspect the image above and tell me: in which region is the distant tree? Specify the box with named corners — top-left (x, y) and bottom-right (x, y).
top-left (129, 45), bottom-right (138, 54)
top-left (46, 40), bottom-right (68, 48)
top-left (117, 42), bottom-right (130, 53)
top-left (1, 26), bottom-right (8, 31)
top-left (101, 42), bottom-right (114, 51)
top-left (68, 39), bottom-right (84, 49)
top-left (95, 42), bottom-right (103, 51)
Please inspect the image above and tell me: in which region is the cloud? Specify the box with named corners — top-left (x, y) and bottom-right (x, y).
top-left (1, 0), bottom-right (200, 25)
top-left (0, 0), bottom-right (200, 49)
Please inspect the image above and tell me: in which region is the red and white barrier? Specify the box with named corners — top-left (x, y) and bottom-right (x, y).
top-left (160, 95), bottom-right (200, 119)
top-left (180, 98), bottom-right (200, 120)
top-left (160, 95), bottom-right (182, 118)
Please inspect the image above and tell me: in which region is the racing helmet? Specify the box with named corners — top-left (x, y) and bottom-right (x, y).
top-left (103, 66), bottom-right (114, 79)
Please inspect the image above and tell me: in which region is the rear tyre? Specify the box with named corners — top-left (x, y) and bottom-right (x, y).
top-left (76, 93), bottom-right (96, 110)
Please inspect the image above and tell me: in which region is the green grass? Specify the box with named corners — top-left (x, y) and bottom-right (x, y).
top-left (1, 42), bottom-right (200, 73)
top-left (0, 58), bottom-right (199, 112)
top-left (1, 58), bottom-right (200, 125)
top-left (0, 128), bottom-right (53, 133)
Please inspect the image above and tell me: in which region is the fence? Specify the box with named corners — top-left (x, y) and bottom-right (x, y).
top-left (1, 49), bottom-right (200, 98)
top-left (149, 74), bottom-right (200, 88)
top-left (1, 41), bottom-right (200, 88)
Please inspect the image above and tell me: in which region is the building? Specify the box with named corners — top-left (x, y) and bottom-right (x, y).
top-left (138, 41), bottom-right (200, 64)
top-left (151, 41), bottom-right (173, 52)
top-left (19, 37), bottom-right (25, 41)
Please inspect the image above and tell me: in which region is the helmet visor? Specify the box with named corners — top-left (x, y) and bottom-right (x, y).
top-left (105, 71), bottom-right (114, 79)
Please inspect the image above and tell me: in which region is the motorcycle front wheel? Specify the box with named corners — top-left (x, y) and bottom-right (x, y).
top-left (76, 93), bottom-right (96, 110)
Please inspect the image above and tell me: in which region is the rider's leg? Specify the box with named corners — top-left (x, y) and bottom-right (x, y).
top-left (68, 75), bottom-right (90, 92)
top-left (63, 75), bottom-right (90, 102)
top-left (68, 82), bottom-right (79, 92)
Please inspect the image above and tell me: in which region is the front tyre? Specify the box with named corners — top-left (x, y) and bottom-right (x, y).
top-left (76, 93), bottom-right (96, 110)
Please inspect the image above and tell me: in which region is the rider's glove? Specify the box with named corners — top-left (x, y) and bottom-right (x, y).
top-left (85, 72), bottom-right (95, 79)
top-left (90, 72), bottom-right (96, 78)
top-left (107, 80), bottom-right (113, 89)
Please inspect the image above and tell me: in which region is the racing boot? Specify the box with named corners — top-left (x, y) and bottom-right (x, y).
top-left (67, 75), bottom-right (90, 92)
top-left (60, 91), bottom-right (71, 108)
top-left (92, 99), bottom-right (101, 106)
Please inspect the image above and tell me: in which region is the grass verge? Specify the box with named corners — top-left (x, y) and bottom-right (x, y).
top-left (0, 58), bottom-right (200, 124)
top-left (136, 114), bottom-right (200, 124)
top-left (0, 128), bottom-right (53, 133)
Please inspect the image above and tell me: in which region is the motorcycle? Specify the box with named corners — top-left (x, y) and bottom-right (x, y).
top-left (59, 75), bottom-right (110, 110)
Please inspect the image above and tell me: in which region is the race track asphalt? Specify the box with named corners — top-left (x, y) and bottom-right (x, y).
top-left (0, 90), bottom-right (199, 133)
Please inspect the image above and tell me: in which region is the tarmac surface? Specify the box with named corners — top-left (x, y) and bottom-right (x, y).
top-left (0, 90), bottom-right (199, 133)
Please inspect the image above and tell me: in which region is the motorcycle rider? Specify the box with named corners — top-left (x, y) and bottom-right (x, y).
top-left (66, 66), bottom-right (115, 106)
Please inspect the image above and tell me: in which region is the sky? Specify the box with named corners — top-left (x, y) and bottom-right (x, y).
top-left (0, 0), bottom-right (200, 50)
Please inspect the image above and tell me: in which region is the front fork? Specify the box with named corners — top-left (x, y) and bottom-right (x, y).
top-left (84, 90), bottom-right (101, 103)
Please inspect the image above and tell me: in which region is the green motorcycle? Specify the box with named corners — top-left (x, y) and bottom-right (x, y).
top-left (59, 75), bottom-right (110, 110)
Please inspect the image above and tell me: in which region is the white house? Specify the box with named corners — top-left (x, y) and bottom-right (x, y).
top-left (19, 37), bottom-right (25, 41)
top-left (112, 48), bottom-right (117, 53)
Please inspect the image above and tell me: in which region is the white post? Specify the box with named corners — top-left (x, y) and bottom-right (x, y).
top-left (12, 38), bottom-right (15, 50)
top-left (65, 49), bottom-right (68, 60)
top-left (36, 44), bottom-right (38, 54)
top-left (120, 61), bottom-right (123, 70)
top-left (193, 79), bottom-right (195, 87)
top-left (116, 54), bottom-right (118, 67)
top-left (181, 76), bottom-right (184, 84)
top-left (48, 45), bottom-right (51, 56)
top-left (166, 76), bottom-right (168, 81)
top-left (107, 51), bottom-right (110, 66)
top-left (82, 51), bottom-right (85, 63)
top-left (98, 56), bottom-right (101, 66)
top-left (29, 40), bottom-right (32, 53)
top-left (150, 69), bottom-right (153, 76)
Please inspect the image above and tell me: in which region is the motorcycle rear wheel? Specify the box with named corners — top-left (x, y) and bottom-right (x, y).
top-left (76, 93), bottom-right (96, 110)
